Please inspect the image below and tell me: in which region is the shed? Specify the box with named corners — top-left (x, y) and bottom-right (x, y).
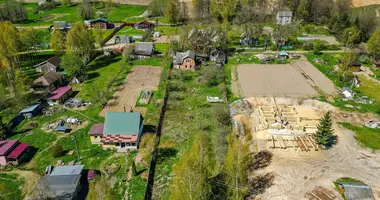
top-left (139, 90), bottom-right (152, 105)
top-left (19, 103), bottom-right (42, 118)
top-left (337, 182), bottom-right (374, 200)
top-left (278, 51), bottom-right (289, 60)
top-left (34, 56), bottom-right (61, 73)
top-left (50, 21), bottom-right (71, 31)
top-left (84, 18), bottom-right (109, 30)
top-left (88, 124), bottom-right (104, 144)
top-left (47, 86), bottom-right (73, 105)
top-left (134, 21), bottom-right (154, 30)
top-left (33, 71), bottom-right (64, 92)
top-left (351, 61), bottom-right (362, 72)
top-left (131, 42), bottom-right (155, 58)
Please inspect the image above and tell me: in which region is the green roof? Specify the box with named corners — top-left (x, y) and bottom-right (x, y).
top-left (104, 112), bottom-right (142, 135)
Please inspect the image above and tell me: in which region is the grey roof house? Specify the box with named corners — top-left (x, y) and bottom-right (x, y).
top-left (131, 42), bottom-right (155, 58)
top-left (34, 56), bottom-right (61, 73)
top-left (336, 182), bottom-right (374, 200)
top-left (276, 10), bottom-right (292, 25)
top-left (173, 51), bottom-right (198, 71)
top-left (28, 165), bottom-right (84, 200)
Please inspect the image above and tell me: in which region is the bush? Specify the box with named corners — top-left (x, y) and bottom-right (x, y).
top-left (358, 55), bottom-right (372, 65)
top-left (200, 65), bottom-right (224, 87)
top-left (51, 144), bottom-right (64, 158)
top-left (37, 2), bottom-right (56, 10)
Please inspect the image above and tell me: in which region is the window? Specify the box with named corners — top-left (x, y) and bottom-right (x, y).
top-left (94, 136), bottom-right (98, 139)
top-left (116, 143), bottom-right (120, 146)
top-left (186, 59), bottom-right (191, 63)
top-left (132, 143), bottom-right (136, 146)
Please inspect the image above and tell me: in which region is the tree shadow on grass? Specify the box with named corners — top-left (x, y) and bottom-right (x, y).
top-left (86, 72), bottom-right (100, 81)
top-left (87, 56), bottom-right (122, 71)
top-left (156, 148), bottom-right (177, 164)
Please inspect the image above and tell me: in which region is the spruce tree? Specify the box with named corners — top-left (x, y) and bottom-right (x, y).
top-left (314, 111), bottom-right (335, 148)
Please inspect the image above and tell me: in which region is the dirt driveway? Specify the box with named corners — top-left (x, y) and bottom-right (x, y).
top-left (237, 64), bottom-right (318, 98)
top-left (250, 98), bottom-right (380, 200)
top-left (100, 66), bottom-right (162, 116)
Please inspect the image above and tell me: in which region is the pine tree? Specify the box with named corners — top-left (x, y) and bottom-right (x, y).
top-left (314, 111), bottom-right (335, 148)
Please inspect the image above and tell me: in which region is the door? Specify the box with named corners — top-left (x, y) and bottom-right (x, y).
top-left (121, 143), bottom-right (126, 148)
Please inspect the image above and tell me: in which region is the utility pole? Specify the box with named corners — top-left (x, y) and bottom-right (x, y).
top-left (73, 136), bottom-right (80, 161)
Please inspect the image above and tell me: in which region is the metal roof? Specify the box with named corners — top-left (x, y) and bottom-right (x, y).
top-left (133, 42), bottom-right (154, 56)
top-left (337, 182), bottom-right (374, 200)
top-left (0, 140), bottom-right (18, 156)
top-left (47, 86), bottom-right (72, 100)
top-left (33, 71), bottom-right (63, 86)
top-left (104, 112), bottom-right (142, 135)
top-left (50, 165), bottom-right (84, 176)
top-left (277, 11), bottom-right (292, 17)
top-left (7, 143), bottom-right (28, 159)
top-left (34, 174), bottom-right (81, 199)
top-left (19, 103), bottom-right (40, 114)
top-left (174, 51), bottom-right (196, 64)
top-left (88, 124), bottom-right (104, 135)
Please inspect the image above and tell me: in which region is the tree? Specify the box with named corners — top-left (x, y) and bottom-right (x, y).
top-left (314, 111), bottom-right (335, 148)
top-left (0, 21), bottom-right (21, 97)
top-left (66, 23), bottom-right (95, 65)
top-left (368, 29), bottom-right (380, 60)
top-left (15, 71), bottom-right (31, 98)
top-left (0, 0), bottom-right (27, 23)
top-left (169, 133), bottom-right (215, 200)
top-left (224, 134), bottom-right (251, 199)
top-left (87, 176), bottom-right (117, 200)
top-left (19, 28), bottom-right (38, 55)
top-left (192, 0), bottom-right (210, 23)
top-left (165, 0), bottom-right (180, 24)
top-left (52, 144), bottom-right (64, 158)
top-left (210, 0), bottom-right (238, 29)
top-left (342, 27), bottom-right (361, 47)
top-left (312, 40), bottom-right (324, 55)
top-left (0, 116), bottom-right (8, 140)
top-left (354, 10), bottom-right (377, 42)
top-left (78, 0), bottom-right (94, 20)
top-left (61, 51), bottom-right (82, 76)
top-left (51, 29), bottom-right (66, 56)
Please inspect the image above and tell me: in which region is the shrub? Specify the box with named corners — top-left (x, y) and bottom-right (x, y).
top-left (51, 144), bottom-right (64, 158)
top-left (200, 65), bottom-right (224, 87)
top-left (357, 55), bottom-right (372, 65)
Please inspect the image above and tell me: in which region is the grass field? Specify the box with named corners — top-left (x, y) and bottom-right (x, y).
top-left (340, 123), bottom-right (380, 150)
top-left (73, 56), bottom-right (126, 102)
top-left (0, 173), bottom-right (25, 200)
top-left (152, 66), bottom-right (229, 198)
top-left (19, 3), bottom-right (147, 26)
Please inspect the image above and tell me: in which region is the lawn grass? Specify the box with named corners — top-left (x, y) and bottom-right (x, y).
top-left (0, 173), bottom-right (25, 200)
top-left (152, 67), bottom-right (228, 198)
top-left (154, 26), bottom-right (179, 36)
top-left (18, 3), bottom-right (147, 26)
top-left (357, 75), bottom-right (380, 102)
top-left (73, 55), bottom-right (125, 102)
top-left (129, 57), bottom-right (166, 66)
top-left (304, 53), bottom-right (342, 87)
top-left (154, 43), bottom-right (170, 55)
top-left (340, 122), bottom-right (380, 150)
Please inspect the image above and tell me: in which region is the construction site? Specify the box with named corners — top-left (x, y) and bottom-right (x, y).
top-left (232, 97), bottom-right (380, 200)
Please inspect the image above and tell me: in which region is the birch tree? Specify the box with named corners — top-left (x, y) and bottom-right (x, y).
top-left (66, 23), bottom-right (95, 66)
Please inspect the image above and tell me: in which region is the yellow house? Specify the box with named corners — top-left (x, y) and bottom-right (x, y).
top-left (88, 112), bottom-right (144, 151)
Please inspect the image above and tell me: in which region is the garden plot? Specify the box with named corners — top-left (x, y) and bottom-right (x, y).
top-left (237, 64), bottom-right (318, 98)
top-left (100, 66), bottom-right (162, 116)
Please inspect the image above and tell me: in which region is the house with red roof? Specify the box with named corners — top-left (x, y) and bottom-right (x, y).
top-left (46, 86), bottom-right (73, 106)
top-left (0, 140), bottom-right (30, 166)
top-left (134, 21), bottom-right (154, 30)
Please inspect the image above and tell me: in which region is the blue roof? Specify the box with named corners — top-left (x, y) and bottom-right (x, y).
top-left (104, 112), bottom-right (142, 135)
top-left (279, 51), bottom-right (289, 56)
top-left (19, 103), bottom-right (40, 114)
